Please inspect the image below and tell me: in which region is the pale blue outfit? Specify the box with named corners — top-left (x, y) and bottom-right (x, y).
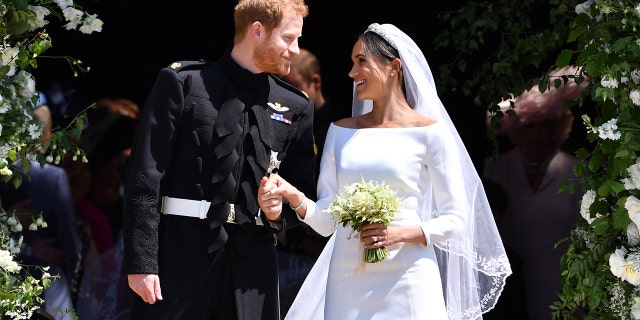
top-left (20, 160), bottom-right (81, 320)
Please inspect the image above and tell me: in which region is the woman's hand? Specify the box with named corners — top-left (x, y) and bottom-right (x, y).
top-left (359, 223), bottom-right (390, 247)
top-left (360, 224), bottom-right (428, 248)
top-left (258, 174), bottom-right (306, 220)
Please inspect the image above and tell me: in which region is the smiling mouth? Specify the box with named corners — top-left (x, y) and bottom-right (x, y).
top-left (355, 80), bottom-right (365, 87)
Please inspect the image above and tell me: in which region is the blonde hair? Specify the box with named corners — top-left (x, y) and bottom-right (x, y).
top-left (290, 48), bottom-right (320, 86)
top-left (233, 0), bottom-right (309, 44)
top-left (92, 97), bottom-right (140, 120)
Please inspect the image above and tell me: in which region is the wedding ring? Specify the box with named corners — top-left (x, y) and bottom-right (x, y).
top-left (372, 236), bottom-right (378, 243)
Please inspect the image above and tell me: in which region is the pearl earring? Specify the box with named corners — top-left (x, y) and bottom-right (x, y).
top-left (390, 71), bottom-right (395, 76)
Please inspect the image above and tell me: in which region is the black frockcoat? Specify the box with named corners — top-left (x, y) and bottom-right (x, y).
top-left (122, 51), bottom-right (316, 319)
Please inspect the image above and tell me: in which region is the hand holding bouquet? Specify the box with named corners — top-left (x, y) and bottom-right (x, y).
top-left (330, 176), bottom-right (402, 263)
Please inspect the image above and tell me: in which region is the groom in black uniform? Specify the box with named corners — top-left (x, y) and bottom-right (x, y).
top-left (121, 0), bottom-right (315, 319)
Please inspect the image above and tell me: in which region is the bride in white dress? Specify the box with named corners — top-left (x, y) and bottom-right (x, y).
top-left (258, 23), bottom-right (511, 320)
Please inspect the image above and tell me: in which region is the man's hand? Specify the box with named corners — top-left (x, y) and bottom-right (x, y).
top-left (258, 176), bottom-right (283, 221)
top-left (128, 274), bottom-right (163, 304)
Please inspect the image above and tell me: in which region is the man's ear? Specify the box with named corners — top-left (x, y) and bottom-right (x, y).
top-left (311, 74), bottom-right (322, 89)
top-left (250, 21), bottom-right (264, 41)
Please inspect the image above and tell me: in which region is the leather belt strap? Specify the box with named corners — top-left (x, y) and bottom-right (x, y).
top-left (161, 196), bottom-right (262, 225)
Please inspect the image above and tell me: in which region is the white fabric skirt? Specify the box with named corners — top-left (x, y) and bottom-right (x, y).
top-left (323, 225), bottom-right (447, 320)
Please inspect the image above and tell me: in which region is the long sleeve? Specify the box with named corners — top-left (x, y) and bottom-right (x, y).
top-left (122, 67), bottom-right (185, 274)
top-left (419, 123), bottom-right (467, 245)
top-left (296, 124), bottom-right (339, 237)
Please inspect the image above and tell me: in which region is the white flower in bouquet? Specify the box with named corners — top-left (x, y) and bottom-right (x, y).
top-left (329, 176), bottom-right (402, 263)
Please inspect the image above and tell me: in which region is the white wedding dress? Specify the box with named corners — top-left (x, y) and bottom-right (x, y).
top-left (285, 122), bottom-right (468, 320)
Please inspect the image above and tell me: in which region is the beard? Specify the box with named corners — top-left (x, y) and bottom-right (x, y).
top-left (254, 40), bottom-right (291, 75)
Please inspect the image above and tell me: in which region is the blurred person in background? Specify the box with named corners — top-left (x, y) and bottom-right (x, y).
top-left (4, 92), bottom-right (82, 320)
top-left (483, 66), bottom-right (589, 320)
top-left (281, 48), bottom-right (334, 257)
top-left (282, 48), bottom-right (336, 179)
top-left (81, 98), bottom-right (139, 245)
top-left (279, 47), bottom-right (335, 314)
top-left (65, 97), bottom-right (139, 320)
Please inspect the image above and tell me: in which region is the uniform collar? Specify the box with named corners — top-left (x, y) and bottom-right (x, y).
top-left (218, 50), bottom-right (270, 92)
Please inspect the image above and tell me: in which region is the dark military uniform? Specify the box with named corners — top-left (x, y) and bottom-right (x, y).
top-left (122, 51), bottom-right (316, 320)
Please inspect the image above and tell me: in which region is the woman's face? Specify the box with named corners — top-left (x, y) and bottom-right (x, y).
top-left (516, 119), bottom-right (559, 162)
top-left (348, 39), bottom-right (390, 102)
top-left (92, 150), bottom-right (129, 195)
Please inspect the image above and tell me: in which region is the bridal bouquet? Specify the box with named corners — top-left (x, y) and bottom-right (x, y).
top-left (330, 177), bottom-right (402, 263)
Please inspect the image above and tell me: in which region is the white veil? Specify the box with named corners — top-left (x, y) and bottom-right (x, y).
top-left (353, 23), bottom-right (512, 319)
top-left (286, 23), bottom-right (512, 320)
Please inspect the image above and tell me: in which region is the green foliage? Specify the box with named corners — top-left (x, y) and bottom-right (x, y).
top-left (435, 0), bottom-right (640, 318)
top-left (434, 0), bottom-right (577, 107)
top-left (0, 1), bottom-right (102, 318)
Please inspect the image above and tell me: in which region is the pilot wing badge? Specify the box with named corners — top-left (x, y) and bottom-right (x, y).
top-left (267, 102), bottom-right (289, 112)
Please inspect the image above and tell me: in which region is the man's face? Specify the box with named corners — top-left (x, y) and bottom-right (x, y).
top-left (254, 10), bottom-right (303, 75)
